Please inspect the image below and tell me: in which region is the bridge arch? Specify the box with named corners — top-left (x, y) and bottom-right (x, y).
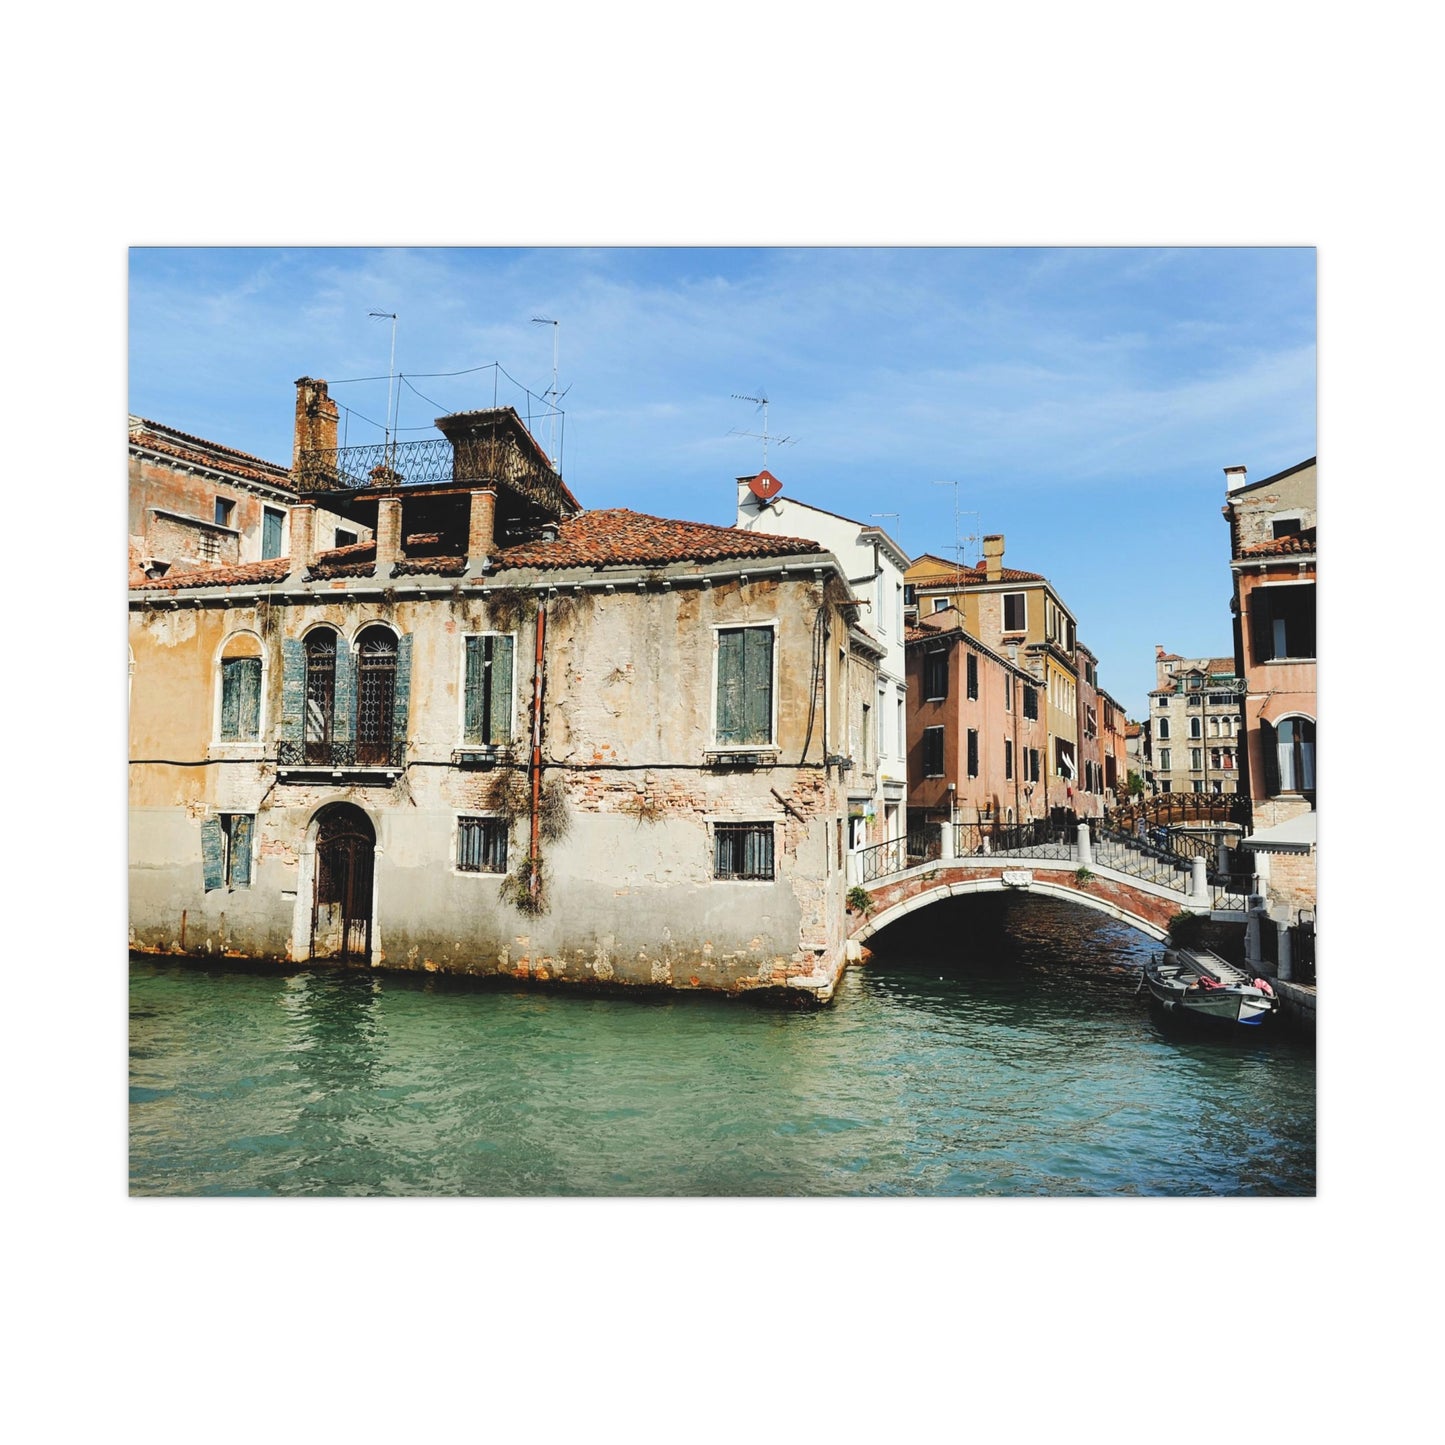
top-left (854, 873), bottom-right (1170, 948)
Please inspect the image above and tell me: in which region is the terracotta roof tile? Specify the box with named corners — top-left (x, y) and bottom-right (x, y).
top-left (129, 418), bottom-right (295, 490)
top-left (132, 557), bottom-right (290, 592)
top-left (916, 561), bottom-right (1047, 587)
top-left (489, 509), bottom-right (824, 571)
top-left (1240, 527), bottom-right (1316, 558)
top-left (306, 542), bottom-right (376, 579)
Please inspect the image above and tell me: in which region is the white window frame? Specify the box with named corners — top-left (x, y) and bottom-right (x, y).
top-left (212, 629), bottom-right (267, 750)
top-left (709, 818), bottom-right (780, 883)
top-left (1002, 591), bottom-right (1027, 633)
top-left (709, 619), bottom-right (779, 751)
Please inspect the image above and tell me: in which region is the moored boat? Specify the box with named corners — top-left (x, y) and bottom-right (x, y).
top-left (1140, 949), bottom-right (1279, 1027)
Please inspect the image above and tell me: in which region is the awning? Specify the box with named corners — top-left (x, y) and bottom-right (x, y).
top-left (1240, 811), bottom-right (1316, 854)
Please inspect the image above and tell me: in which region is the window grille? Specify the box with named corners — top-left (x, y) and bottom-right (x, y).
top-left (457, 816), bottom-right (508, 873)
top-left (356, 627), bottom-right (397, 766)
top-left (713, 822), bottom-right (775, 881)
top-left (304, 631), bottom-right (337, 763)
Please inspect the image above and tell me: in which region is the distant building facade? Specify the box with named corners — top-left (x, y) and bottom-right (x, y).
top-left (1146, 647), bottom-right (1244, 795)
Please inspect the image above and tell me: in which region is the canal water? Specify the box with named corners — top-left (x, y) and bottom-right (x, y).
top-left (129, 894), bottom-right (1316, 1196)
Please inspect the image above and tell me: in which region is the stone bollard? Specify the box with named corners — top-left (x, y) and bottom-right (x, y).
top-left (940, 823), bottom-right (956, 861)
top-left (1190, 856), bottom-right (1209, 906)
top-left (1076, 822), bottom-right (1093, 869)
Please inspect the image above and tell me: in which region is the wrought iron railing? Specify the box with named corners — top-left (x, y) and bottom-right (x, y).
top-left (855, 836), bottom-right (909, 884)
top-left (296, 438), bottom-right (456, 491)
top-left (1207, 874), bottom-right (1260, 910)
top-left (277, 739), bottom-right (407, 769)
top-left (1092, 827), bottom-right (1193, 892)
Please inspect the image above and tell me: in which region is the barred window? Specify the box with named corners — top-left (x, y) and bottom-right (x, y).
top-left (457, 816), bottom-right (508, 874)
top-left (713, 822), bottom-right (775, 881)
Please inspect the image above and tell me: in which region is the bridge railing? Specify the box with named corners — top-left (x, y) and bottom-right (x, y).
top-left (1092, 825), bottom-right (1193, 892)
top-left (954, 820), bottom-right (1077, 861)
top-left (854, 836), bottom-right (910, 885)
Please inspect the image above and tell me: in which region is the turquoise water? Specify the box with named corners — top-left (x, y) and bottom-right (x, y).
top-left (129, 894), bottom-right (1316, 1196)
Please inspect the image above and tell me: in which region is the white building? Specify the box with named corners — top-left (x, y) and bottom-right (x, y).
top-left (735, 471), bottom-right (911, 858)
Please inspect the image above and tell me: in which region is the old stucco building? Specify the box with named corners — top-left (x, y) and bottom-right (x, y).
top-left (128, 381), bottom-right (878, 1001)
top-left (1146, 647), bottom-right (1244, 796)
top-left (1224, 458), bottom-right (1317, 977)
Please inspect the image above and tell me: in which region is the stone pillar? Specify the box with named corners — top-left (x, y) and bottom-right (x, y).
top-left (376, 496), bottom-right (402, 568)
top-left (469, 487), bottom-right (497, 561)
top-left (1076, 822), bottom-right (1093, 868)
top-left (288, 503), bottom-right (314, 575)
top-left (940, 820), bottom-right (956, 860)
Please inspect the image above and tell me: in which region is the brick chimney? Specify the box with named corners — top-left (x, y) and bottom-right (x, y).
top-left (375, 495), bottom-right (402, 569)
top-left (982, 534), bottom-right (1005, 582)
top-left (288, 503), bottom-right (314, 575)
top-left (293, 377), bottom-right (340, 476)
top-left (469, 488), bottom-right (497, 561)
top-left (1224, 465), bottom-right (1248, 492)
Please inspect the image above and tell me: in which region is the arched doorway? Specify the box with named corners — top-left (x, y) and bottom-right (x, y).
top-left (311, 803), bottom-right (376, 963)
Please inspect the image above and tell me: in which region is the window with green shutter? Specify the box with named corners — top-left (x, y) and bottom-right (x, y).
top-left (220, 656), bottom-right (262, 740)
top-left (465, 634), bottom-right (515, 745)
top-left (715, 626), bottom-right (774, 746)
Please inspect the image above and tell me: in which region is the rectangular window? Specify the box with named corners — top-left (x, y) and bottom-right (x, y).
top-left (1027, 747), bottom-right (1040, 783)
top-left (924, 648), bottom-right (948, 701)
top-left (1191, 748), bottom-right (1203, 771)
top-left (465, 634), bottom-right (516, 745)
top-left (1192, 780), bottom-right (1205, 793)
top-left (966, 652), bottom-right (979, 700)
top-left (214, 497), bottom-right (235, 527)
top-left (923, 726), bottom-right (945, 777)
top-left (967, 728), bottom-right (979, 778)
top-left (335, 528), bottom-right (358, 549)
top-left (219, 656), bottom-right (262, 741)
top-left (1022, 685), bottom-right (1038, 721)
top-left (1005, 738), bottom-right (1014, 780)
top-left (457, 816), bottom-right (508, 873)
top-left (1272, 517), bottom-right (1303, 539)
top-left (262, 507), bottom-right (284, 559)
top-left (932, 597), bottom-right (949, 613)
top-left (1085, 705), bottom-right (1097, 739)
top-left (896, 584), bottom-right (904, 638)
top-left (716, 626), bottom-right (774, 745)
top-left (1251, 583), bottom-right (1316, 663)
top-left (714, 822), bottom-right (775, 881)
top-left (861, 702), bottom-right (871, 765)
top-left (1160, 748), bottom-right (1171, 770)
top-left (1004, 675), bottom-right (1013, 712)
top-left (1003, 592), bottom-right (1025, 632)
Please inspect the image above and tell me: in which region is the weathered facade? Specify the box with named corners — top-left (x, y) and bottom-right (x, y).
top-left (129, 408), bottom-right (365, 587)
top-left (128, 383), bottom-right (876, 1002)
top-left (735, 479), bottom-right (910, 855)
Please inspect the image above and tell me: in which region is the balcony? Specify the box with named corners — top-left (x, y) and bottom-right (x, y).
top-left (277, 738), bottom-right (406, 782)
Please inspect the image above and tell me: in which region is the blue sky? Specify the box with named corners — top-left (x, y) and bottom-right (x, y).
top-left (129, 246), bottom-right (1315, 717)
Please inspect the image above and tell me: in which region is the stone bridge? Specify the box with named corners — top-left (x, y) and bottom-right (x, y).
top-left (849, 823), bottom-right (1257, 948)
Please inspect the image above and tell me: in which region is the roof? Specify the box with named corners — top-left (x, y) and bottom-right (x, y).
top-left (132, 557), bottom-right (290, 591)
top-left (914, 561), bottom-right (1048, 588)
top-left (129, 417), bottom-right (294, 489)
top-left (1239, 527), bottom-right (1316, 559)
top-left (1228, 457), bottom-right (1317, 497)
top-left (491, 509), bottom-right (826, 570)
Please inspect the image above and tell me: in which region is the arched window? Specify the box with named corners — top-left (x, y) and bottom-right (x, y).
top-left (1157, 718), bottom-right (1170, 740)
top-left (219, 633), bottom-right (264, 741)
top-left (356, 624), bottom-right (398, 766)
top-left (1189, 716), bottom-right (1202, 739)
top-left (1261, 716), bottom-right (1316, 795)
top-left (304, 628), bottom-right (338, 764)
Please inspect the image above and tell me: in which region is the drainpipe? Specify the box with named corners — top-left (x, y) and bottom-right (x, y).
top-left (529, 599), bottom-right (547, 904)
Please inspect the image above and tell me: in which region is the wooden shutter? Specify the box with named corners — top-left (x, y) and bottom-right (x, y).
top-left (220, 659), bottom-right (242, 739)
top-left (201, 816), bottom-right (225, 891)
top-left (1259, 720), bottom-right (1280, 796)
top-left (230, 815), bottom-right (253, 888)
top-left (464, 636), bottom-right (484, 743)
top-left (392, 633), bottom-right (412, 752)
top-left (280, 639), bottom-right (306, 747)
top-left (742, 628), bottom-right (773, 743)
top-left (489, 636), bottom-right (514, 744)
top-left (237, 657), bottom-right (261, 739)
top-left (968, 729), bottom-right (978, 777)
top-left (716, 629), bottom-right (745, 743)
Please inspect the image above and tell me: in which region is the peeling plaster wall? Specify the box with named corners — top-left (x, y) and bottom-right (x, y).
top-left (129, 568), bottom-right (858, 996)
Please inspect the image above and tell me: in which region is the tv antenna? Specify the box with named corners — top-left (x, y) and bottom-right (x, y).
top-left (731, 390), bottom-right (796, 470)
top-left (931, 480), bottom-right (981, 567)
top-left (368, 310), bottom-right (398, 458)
top-left (531, 316), bottom-right (561, 466)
